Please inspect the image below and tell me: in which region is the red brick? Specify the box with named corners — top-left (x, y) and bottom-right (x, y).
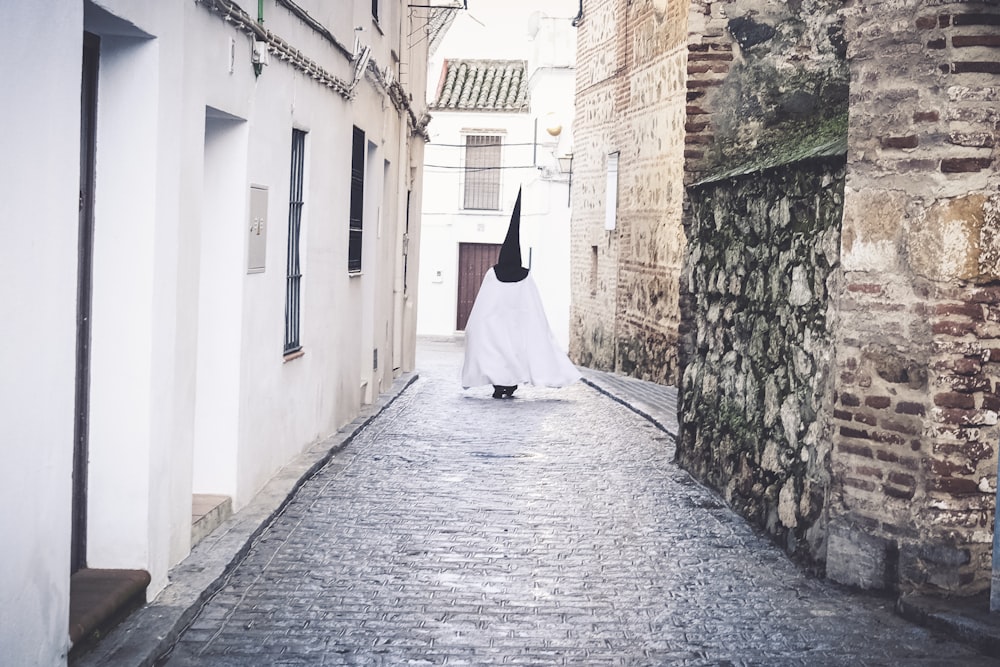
top-left (895, 401), bottom-right (927, 416)
top-left (865, 396), bottom-right (892, 409)
top-left (857, 465), bottom-right (884, 479)
top-left (840, 426), bottom-right (872, 440)
top-left (840, 372), bottom-right (856, 384)
top-left (873, 430), bottom-right (906, 446)
top-left (684, 150), bottom-right (705, 159)
top-left (949, 376), bottom-right (992, 393)
top-left (847, 283), bottom-right (883, 294)
top-left (935, 303), bottom-right (984, 320)
top-left (982, 394), bottom-right (1000, 412)
top-left (941, 157), bottom-right (994, 173)
top-left (688, 52), bottom-right (734, 62)
top-left (888, 471), bottom-right (916, 487)
top-left (834, 409), bottom-right (854, 421)
top-left (935, 392), bottom-right (976, 409)
top-left (839, 442), bottom-right (873, 458)
top-left (913, 110), bottom-right (940, 122)
top-left (939, 408), bottom-right (985, 425)
top-left (881, 135), bottom-right (919, 149)
top-left (927, 38), bottom-right (946, 49)
top-left (840, 393), bottom-right (861, 407)
top-left (951, 357), bottom-right (983, 375)
top-left (845, 357), bottom-right (859, 370)
top-left (954, 62), bottom-right (1000, 75)
top-left (926, 458), bottom-right (975, 476)
top-left (855, 412), bottom-right (878, 426)
top-left (844, 477), bottom-right (878, 492)
top-left (883, 484), bottom-right (915, 500)
top-left (916, 15), bottom-right (938, 29)
top-left (928, 476), bottom-right (980, 495)
top-left (933, 320), bottom-right (979, 336)
top-left (953, 13), bottom-right (1000, 26)
top-left (953, 35), bottom-right (1000, 47)
top-left (883, 418), bottom-right (921, 435)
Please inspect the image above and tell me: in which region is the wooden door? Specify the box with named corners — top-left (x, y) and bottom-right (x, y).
top-left (73, 32), bottom-right (100, 573)
top-left (456, 242), bottom-right (501, 330)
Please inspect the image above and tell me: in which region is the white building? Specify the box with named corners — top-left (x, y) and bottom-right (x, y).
top-left (417, 1), bottom-right (578, 348)
top-left (0, 1), bottom-right (432, 663)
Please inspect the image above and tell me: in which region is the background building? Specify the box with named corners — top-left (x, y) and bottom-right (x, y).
top-left (0, 1), bottom-right (431, 663)
top-left (417, 1), bottom-right (577, 349)
top-left (568, 0), bottom-right (689, 384)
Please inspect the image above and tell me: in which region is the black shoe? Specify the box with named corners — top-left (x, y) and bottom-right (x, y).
top-left (504, 385), bottom-right (518, 398)
top-left (492, 386), bottom-right (504, 399)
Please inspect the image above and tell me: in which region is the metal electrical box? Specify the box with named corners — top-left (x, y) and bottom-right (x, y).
top-left (248, 185), bottom-right (268, 273)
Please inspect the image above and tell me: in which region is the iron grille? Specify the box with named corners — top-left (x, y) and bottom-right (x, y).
top-left (349, 126), bottom-right (365, 272)
top-left (284, 129), bottom-right (306, 354)
top-left (463, 135), bottom-right (501, 210)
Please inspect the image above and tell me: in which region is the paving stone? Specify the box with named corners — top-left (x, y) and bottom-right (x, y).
top-left (160, 339), bottom-right (997, 666)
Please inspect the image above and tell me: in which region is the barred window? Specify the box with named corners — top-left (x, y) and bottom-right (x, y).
top-left (463, 135), bottom-right (501, 210)
top-left (284, 129), bottom-right (306, 354)
top-left (349, 126), bottom-right (365, 273)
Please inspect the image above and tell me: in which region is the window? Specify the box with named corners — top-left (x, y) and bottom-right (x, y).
top-left (463, 135), bottom-right (502, 210)
top-left (285, 129), bottom-right (306, 354)
top-left (605, 151), bottom-right (619, 231)
top-left (349, 126), bottom-right (365, 272)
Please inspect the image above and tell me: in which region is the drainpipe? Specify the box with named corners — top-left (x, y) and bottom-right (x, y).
top-left (258, 0), bottom-right (264, 24)
top-left (571, 0), bottom-right (583, 27)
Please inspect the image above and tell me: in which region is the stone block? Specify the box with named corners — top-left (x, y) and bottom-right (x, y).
top-left (826, 521), bottom-right (897, 590)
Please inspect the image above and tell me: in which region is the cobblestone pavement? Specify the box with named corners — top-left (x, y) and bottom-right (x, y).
top-left (161, 339), bottom-right (996, 666)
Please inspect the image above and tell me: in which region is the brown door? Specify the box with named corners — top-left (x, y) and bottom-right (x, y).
top-left (456, 242), bottom-right (501, 330)
top-left (73, 32), bottom-right (100, 573)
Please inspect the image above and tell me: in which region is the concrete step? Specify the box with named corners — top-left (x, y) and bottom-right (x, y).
top-left (191, 494), bottom-right (232, 548)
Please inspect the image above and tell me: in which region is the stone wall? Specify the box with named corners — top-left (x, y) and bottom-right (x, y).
top-left (569, 0), bottom-right (688, 383)
top-left (826, 0), bottom-right (1000, 595)
top-left (679, 155), bottom-right (844, 563)
top-left (677, 0), bottom-right (848, 566)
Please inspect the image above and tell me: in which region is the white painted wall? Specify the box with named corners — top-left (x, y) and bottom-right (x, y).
top-left (2, 0), bottom-right (429, 662)
top-left (417, 1), bottom-right (577, 349)
top-left (0, 5), bottom-right (81, 665)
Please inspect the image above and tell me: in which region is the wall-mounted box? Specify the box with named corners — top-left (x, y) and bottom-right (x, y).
top-left (248, 185), bottom-right (267, 273)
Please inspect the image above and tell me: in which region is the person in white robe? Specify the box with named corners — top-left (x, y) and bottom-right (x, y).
top-left (461, 188), bottom-right (581, 398)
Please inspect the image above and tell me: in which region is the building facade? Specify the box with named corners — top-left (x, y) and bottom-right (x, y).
top-left (575, 0), bottom-right (1000, 596)
top-left (0, 1), bottom-right (431, 663)
top-left (568, 0), bottom-right (689, 384)
top-left (417, 2), bottom-right (577, 349)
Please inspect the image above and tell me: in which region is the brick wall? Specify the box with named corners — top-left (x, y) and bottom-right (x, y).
top-left (827, 0), bottom-right (1000, 595)
top-left (570, 0), bottom-right (688, 383)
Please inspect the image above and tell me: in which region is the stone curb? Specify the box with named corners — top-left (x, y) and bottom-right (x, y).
top-left (72, 372), bottom-right (419, 667)
top-left (579, 373), bottom-right (678, 439)
top-left (897, 593), bottom-right (1000, 659)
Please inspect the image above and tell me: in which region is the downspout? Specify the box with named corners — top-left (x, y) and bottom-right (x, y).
top-left (572, 0), bottom-right (583, 27)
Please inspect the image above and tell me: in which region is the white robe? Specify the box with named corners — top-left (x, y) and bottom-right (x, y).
top-left (461, 268), bottom-right (581, 389)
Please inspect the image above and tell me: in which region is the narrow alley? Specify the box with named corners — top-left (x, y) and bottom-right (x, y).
top-left (149, 339), bottom-right (994, 666)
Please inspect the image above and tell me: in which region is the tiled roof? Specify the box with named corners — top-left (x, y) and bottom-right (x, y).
top-left (432, 59), bottom-right (529, 111)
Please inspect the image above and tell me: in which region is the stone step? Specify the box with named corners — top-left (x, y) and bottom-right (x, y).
top-left (191, 494), bottom-right (232, 548)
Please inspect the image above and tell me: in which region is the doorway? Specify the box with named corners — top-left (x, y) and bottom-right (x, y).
top-left (456, 242), bottom-right (501, 331)
top-left (72, 31), bottom-right (100, 574)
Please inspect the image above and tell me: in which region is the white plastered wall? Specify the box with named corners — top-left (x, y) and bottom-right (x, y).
top-left (0, 4), bottom-right (82, 664)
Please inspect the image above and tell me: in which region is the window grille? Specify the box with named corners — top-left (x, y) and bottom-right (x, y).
top-left (285, 129), bottom-right (306, 354)
top-left (349, 126), bottom-right (365, 272)
top-left (463, 135), bottom-right (501, 210)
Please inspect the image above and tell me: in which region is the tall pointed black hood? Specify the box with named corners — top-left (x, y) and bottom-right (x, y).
top-left (494, 187), bottom-right (529, 283)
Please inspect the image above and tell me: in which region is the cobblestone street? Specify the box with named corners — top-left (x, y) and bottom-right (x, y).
top-left (160, 339), bottom-right (995, 666)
